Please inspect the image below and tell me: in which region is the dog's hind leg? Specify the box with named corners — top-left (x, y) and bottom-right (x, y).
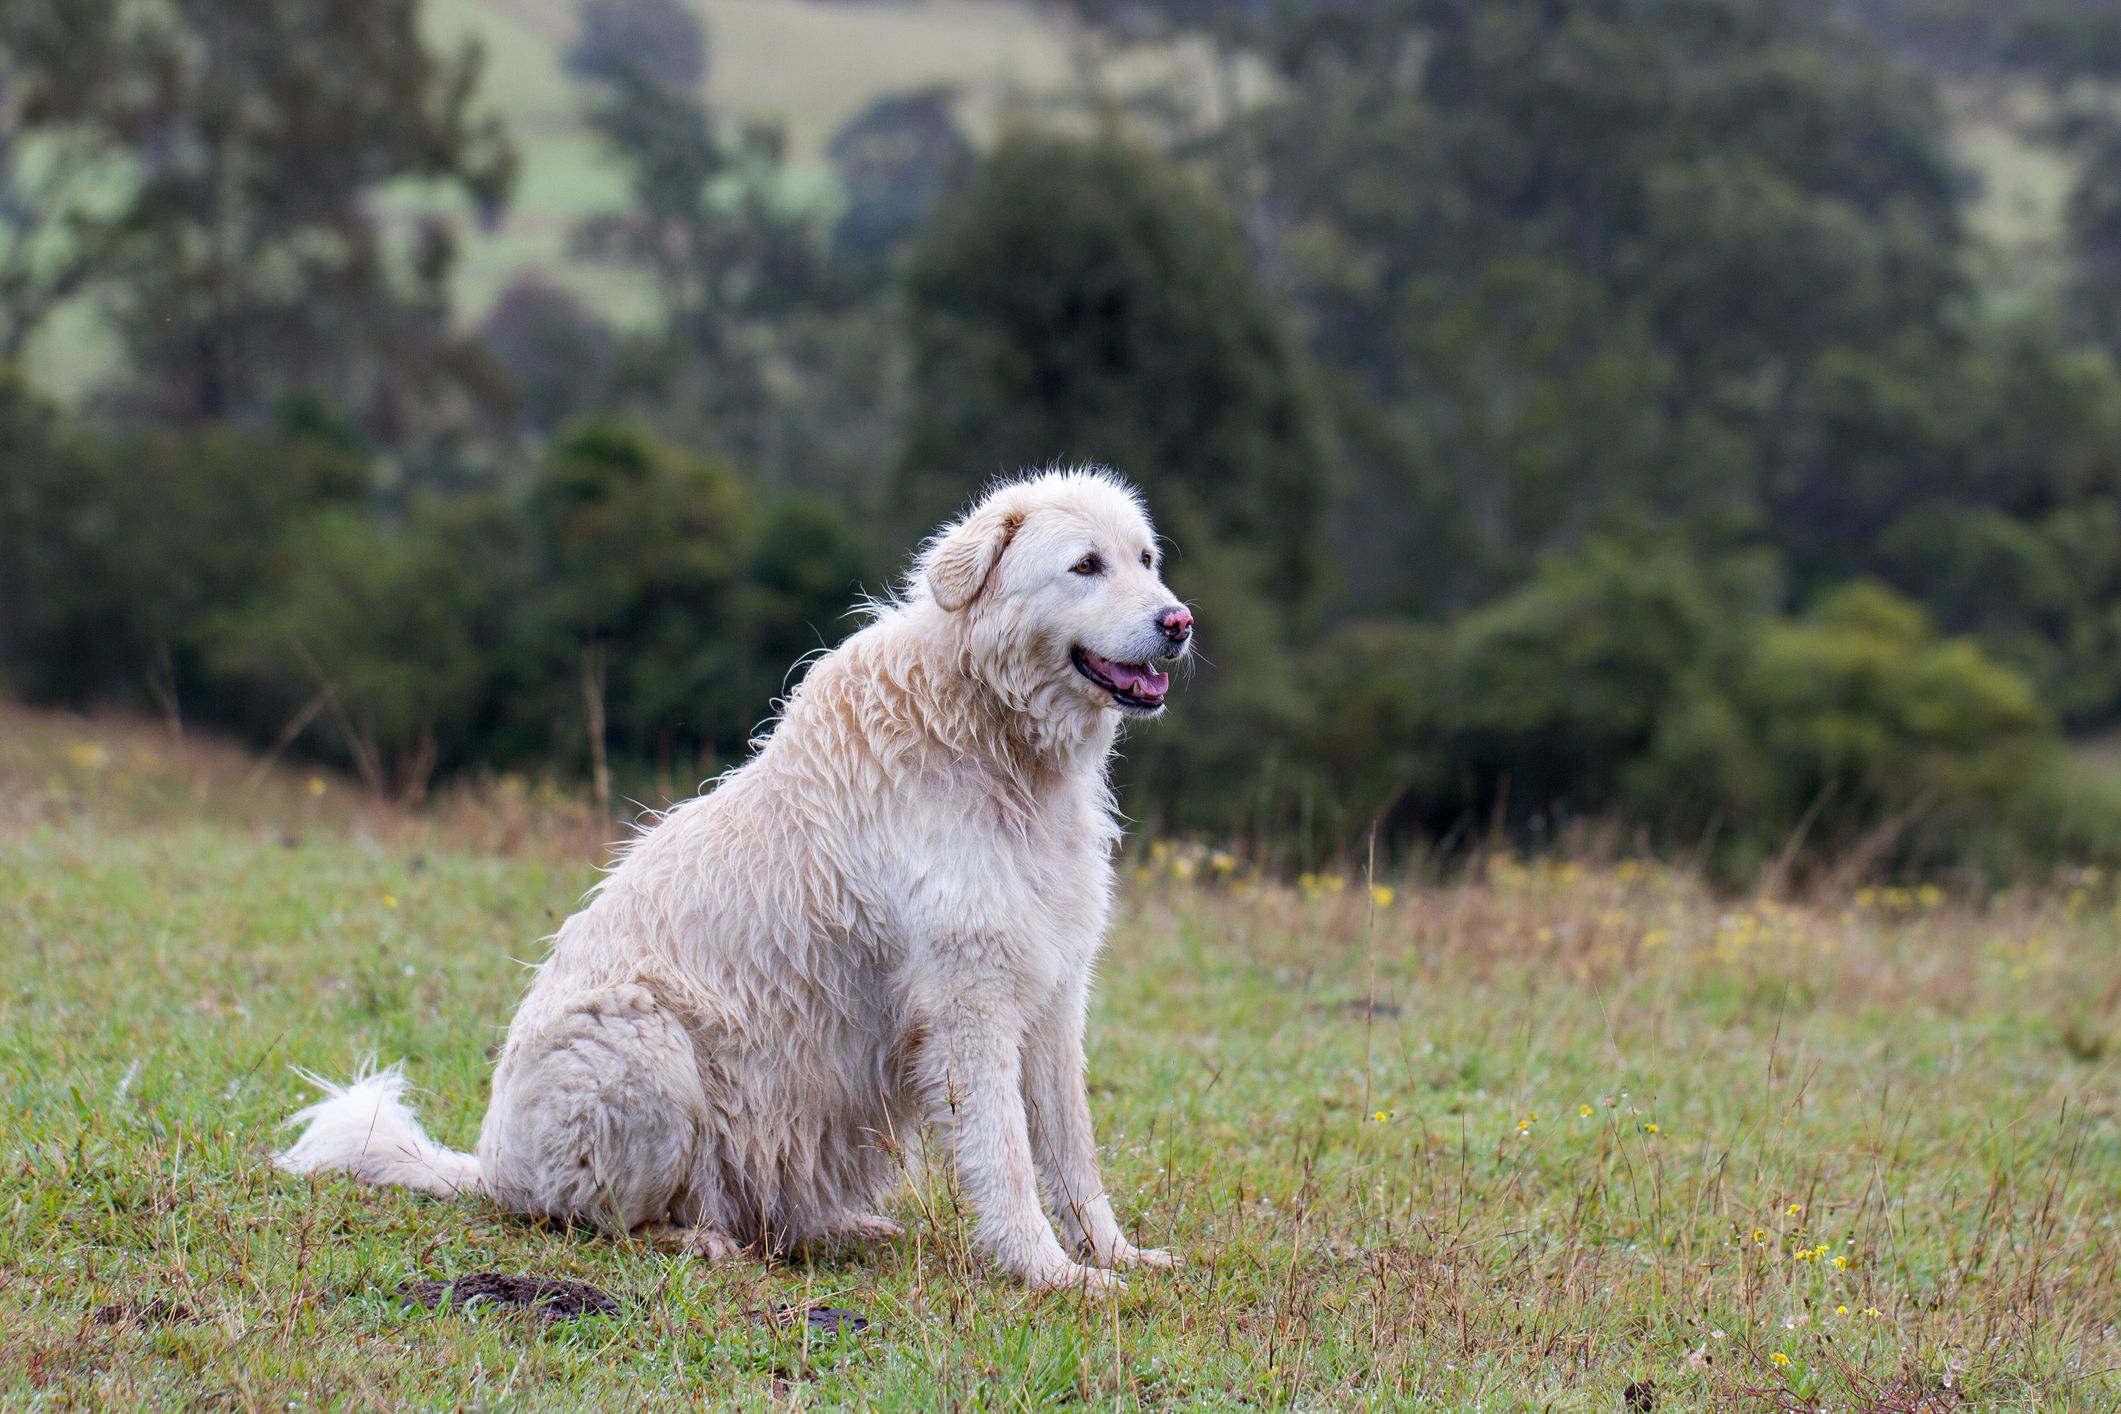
top-left (477, 980), bottom-right (713, 1236)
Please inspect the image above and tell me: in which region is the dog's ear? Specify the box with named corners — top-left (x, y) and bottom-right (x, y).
top-left (923, 502), bottom-right (1025, 612)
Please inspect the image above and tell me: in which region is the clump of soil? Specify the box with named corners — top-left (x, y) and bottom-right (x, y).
top-left (400, 1271), bottom-right (622, 1321)
top-left (751, 1303), bottom-right (870, 1336)
top-left (92, 1298), bottom-right (195, 1327)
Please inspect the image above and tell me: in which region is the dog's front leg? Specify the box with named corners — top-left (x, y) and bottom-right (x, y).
top-left (915, 998), bottom-right (1118, 1292)
top-left (1023, 983), bottom-right (1176, 1272)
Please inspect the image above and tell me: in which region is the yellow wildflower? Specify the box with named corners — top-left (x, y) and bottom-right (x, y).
top-left (383, 894), bottom-right (398, 909)
top-left (1370, 884), bottom-right (1396, 908)
top-left (1771, 1352), bottom-right (1790, 1367)
top-left (1579, 1104), bottom-right (1594, 1117)
top-left (65, 741), bottom-right (112, 771)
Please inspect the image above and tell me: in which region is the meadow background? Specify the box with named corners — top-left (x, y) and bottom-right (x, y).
top-left (4, 0), bottom-right (2121, 1407)
top-left (3, 705), bottom-right (2117, 1408)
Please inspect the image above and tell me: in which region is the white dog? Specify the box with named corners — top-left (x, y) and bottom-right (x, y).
top-left (278, 469), bottom-right (1193, 1291)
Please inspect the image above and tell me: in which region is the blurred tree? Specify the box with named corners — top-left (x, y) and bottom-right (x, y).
top-left (1441, 538), bottom-right (1779, 835)
top-left (573, 72), bottom-right (832, 463)
top-left (1842, 0), bottom-right (2121, 76)
top-left (0, 373), bottom-right (366, 723)
top-left (742, 492), bottom-right (874, 691)
top-left (0, 0), bottom-right (137, 359)
top-left (2068, 120), bottom-right (2121, 358)
top-left (899, 131), bottom-right (1332, 604)
top-left (79, 0), bottom-right (517, 453)
top-left (1252, 0), bottom-right (1965, 613)
top-left (826, 88), bottom-right (973, 262)
top-left (479, 276), bottom-right (621, 435)
top-left (206, 498), bottom-right (521, 801)
top-left (568, 0), bottom-right (709, 95)
top-left (523, 420), bottom-right (760, 794)
top-left (1739, 581), bottom-right (2056, 862)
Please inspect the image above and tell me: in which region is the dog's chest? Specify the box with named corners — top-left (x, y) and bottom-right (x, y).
top-left (889, 769), bottom-right (1115, 977)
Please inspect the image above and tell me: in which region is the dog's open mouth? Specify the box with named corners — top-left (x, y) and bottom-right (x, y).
top-left (1071, 647), bottom-right (1170, 712)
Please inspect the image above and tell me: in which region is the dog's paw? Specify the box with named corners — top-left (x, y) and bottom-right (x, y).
top-left (1028, 1262), bottom-right (1126, 1295)
top-left (685, 1229), bottom-right (745, 1263)
top-left (805, 1212), bottom-right (905, 1251)
top-left (1076, 1237), bottom-right (1179, 1271)
top-left (839, 1213), bottom-right (906, 1243)
top-left (645, 1223), bottom-right (744, 1263)
top-left (1113, 1244), bottom-right (1178, 1271)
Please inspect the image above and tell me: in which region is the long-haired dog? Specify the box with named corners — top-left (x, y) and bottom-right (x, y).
top-left (278, 469), bottom-right (1193, 1290)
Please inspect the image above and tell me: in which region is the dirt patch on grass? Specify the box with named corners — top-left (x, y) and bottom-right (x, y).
top-left (400, 1272), bottom-right (623, 1321)
top-left (751, 1303), bottom-right (870, 1336)
top-left (91, 1298), bottom-right (196, 1327)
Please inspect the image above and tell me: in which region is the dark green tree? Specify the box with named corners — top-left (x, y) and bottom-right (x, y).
top-left (0, 371), bottom-right (366, 720)
top-left (84, 0), bottom-right (516, 451)
top-left (206, 497), bottom-right (522, 800)
top-left (523, 421), bottom-right (759, 796)
top-left (899, 131), bottom-right (1332, 603)
top-left (1252, 0), bottom-right (1967, 610)
top-left (568, 0), bottom-right (709, 95)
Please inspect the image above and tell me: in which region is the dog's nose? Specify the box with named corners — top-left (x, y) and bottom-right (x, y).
top-left (1158, 605), bottom-right (1193, 644)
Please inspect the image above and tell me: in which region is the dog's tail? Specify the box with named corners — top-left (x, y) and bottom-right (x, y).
top-left (275, 1062), bottom-right (482, 1198)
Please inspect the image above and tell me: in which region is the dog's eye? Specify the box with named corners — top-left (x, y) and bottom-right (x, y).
top-left (1070, 555), bottom-right (1103, 576)
top-left (1139, 550), bottom-right (1154, 569)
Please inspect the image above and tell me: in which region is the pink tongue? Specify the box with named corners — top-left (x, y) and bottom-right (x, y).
top-left (1105, 659), bottom-right (1169, 696)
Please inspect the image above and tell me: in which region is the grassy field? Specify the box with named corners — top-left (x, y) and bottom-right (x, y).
top-left (2, 707), bottom-right (2118, 1409)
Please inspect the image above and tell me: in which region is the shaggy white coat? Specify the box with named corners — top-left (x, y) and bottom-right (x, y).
top-left (278, 469), bottom-right (1189, 1290)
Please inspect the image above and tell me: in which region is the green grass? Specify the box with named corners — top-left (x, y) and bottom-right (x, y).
top-left (3, 716), bottom-right (2119, 1408)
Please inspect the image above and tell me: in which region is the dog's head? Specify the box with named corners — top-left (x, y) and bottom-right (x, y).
top-left (915, 469), bottom-right (1194, 727)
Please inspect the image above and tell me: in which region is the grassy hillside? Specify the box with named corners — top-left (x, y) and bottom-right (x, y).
top-left (23, 0), bottom-right (1258, 398)
top-left (402, 0), bottom-right (1257, 320)
top-left (3, 709), bottom-right (2116, 1407)
top-left (16, 0), bottom-right (2077, 402)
